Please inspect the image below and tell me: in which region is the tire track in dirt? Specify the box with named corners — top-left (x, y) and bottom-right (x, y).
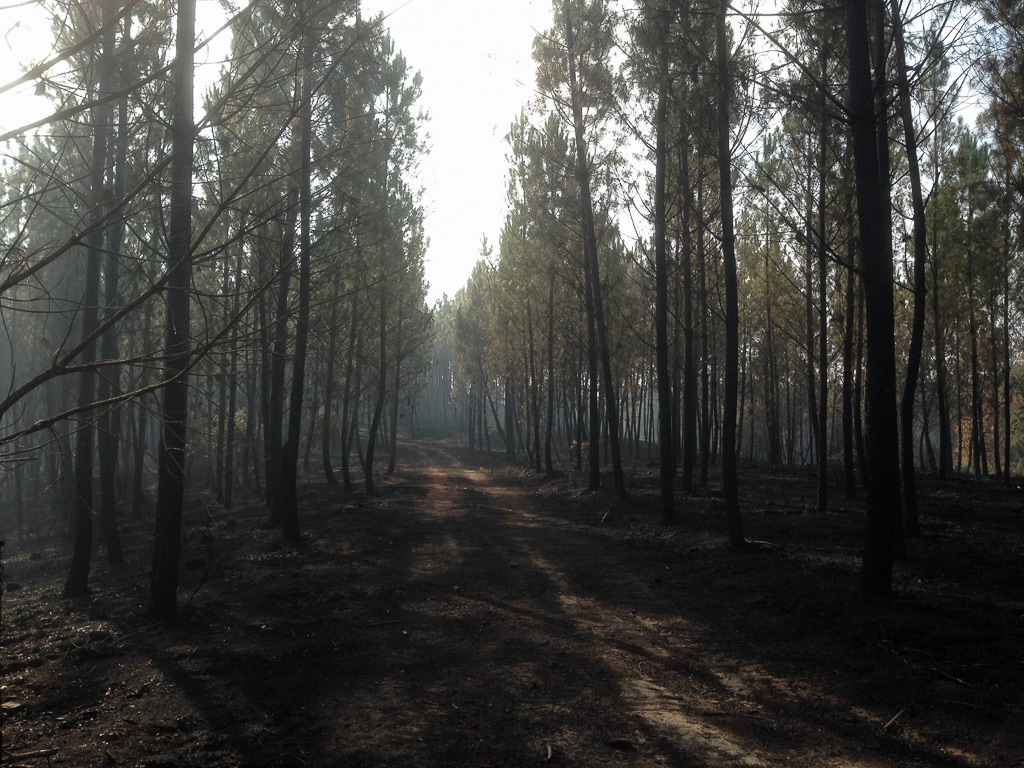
top-left (394, 446), bottom-right (775, 767)
top-left (394, 444), bottom-right (944, 768)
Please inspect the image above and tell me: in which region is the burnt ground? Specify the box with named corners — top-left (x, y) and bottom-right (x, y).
top-left (1, 439), bottom-right (1023, 767)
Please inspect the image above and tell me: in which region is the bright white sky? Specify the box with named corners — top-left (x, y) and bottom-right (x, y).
top-left (361, 0), bottom-right (553, 303)
top-left (0, 0), bottom-right (555, 305)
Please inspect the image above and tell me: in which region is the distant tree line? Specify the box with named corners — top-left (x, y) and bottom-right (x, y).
top-left (1, 0), bottom-right (1021, 611)
top-left (0, 0), bottom-right (431, 617)
top-left (421, 0), bottom-right (1024, 597)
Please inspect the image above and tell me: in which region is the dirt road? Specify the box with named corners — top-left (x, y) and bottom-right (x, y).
top-left (2, 440), bottom-right (1020, 766)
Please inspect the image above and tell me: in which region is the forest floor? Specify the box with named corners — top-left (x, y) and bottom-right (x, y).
top-left (2, 439), bottom-right (1023, 767)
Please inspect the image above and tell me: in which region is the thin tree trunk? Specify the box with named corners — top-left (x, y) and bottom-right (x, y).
top-left (842, 237), bottom-right (858, 499)
top-left (564, 0), bottom-right (625, 499)
top-left (584, 250), bottom-right (601, 489)
top-left (150, 0), bottom-right (196, 620)
top-left (990, 319), bottom-right (1001, 479)
top-left (387, 342), bottom-right (403, 475)
top-left (544, 270), bottom-right (555, 474)
top-left (223, 233), bottom-right (242, 510)
top-left (322, 304), bottom-right (339, 484)
top-left (265, 204), bottom-right (295, 519)
top-left (716, 0), bottom-right (743, 548)
top-left (805, 203), bottom-right (820, 470)
top-left (505, 371), bottom-right (517, 461)
top-left (1003, 241), bottom-right (1012, 482)
top-left (764, 235), bottom-right (782, 467)
top-left (966, 194), bottom-right (986, 477)
top-left (132, 303), bottom-right (152, 518)
top-left (98, 11), bottom-right (130, 565)
top-left (681, 143), bottom-right (698, 491)
top-left (816, 71), bottom-right (829, 514)
top-left (340, 288), bottom-right (360, 492)
top-left (654, 33), bottom-right (675, 523)
top-left (699, 193), bottom-right (710, 487)
top-left (892, 1), bottom-right (925, 535)
top-left (931, 184), bottom-right (953, 476)
top-left (527, 301), bottom-right (542, 473)
top-left (65, 0), bottom-right (117, 596)
top-left (279, 22), bottom-right (314, 541)
top-left (365, 287), bottom-right (387, 493)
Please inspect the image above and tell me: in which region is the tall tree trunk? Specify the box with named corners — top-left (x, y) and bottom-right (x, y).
top-left (223, 230), bottom-right (242, 510)
top-left (990, 319), bottom-right (1001, 478)
top-left (505, 370), bottom-right (517, 462)
top-left (716, 0), bottom-right (744, 548)
top-left (930, 138), bottom-right (953, 476)
top-left (966, 192), bottom-right (986, 477)
top-left (842, 231), bottom-right (858, 499)
top-left (897, 0), bottom-right (929, 536)
top-left (265, 203), bottom-right (295, 520)
top-left (805, 204), bottom-right (820, 469)
top-left (340, 287), bottom-right (360, 492)
top-left (846, 0), bottom-right (901, 597)
top-left (681, 143), bottom-right (698, 491)
top-left (584, 253), bottom-right (601, 488)
top-left (544, 270), bottom-right (556, 474)
top-left (151, 0), bottom-right (196, 620)
top-left (564, 0), bottom-right (626, 499)
top-left (892, 0), bottom-right (925, 535)
top-left (764, 235), bottom-right (782, 467)
top-left (280, 23), bottom-right (314, 541)
top-left (387, 342), bottom-right (403, 475)
top-left (322, 304), bottom-right (339, 484)
top-left (304, 376), bottom-right (318, 473)
top-left (654, 33), bottom-right (675, 523)
top-left (527, 301), bottom-right (542, 473)
top-left (1003, 236), bottom-right (1012, 483)
top-left (65, 0), bottom-right (117, 596)
top-left (132, 303), bottom-right (152, 518)
top-left (98, 9), bottom-right (130, 566)
top-left (816, 71), bottom-right (829, 514)
top-left (365, 287), bottom-right (387, 493)
top-left (699, 189), bottom-right (711, 487)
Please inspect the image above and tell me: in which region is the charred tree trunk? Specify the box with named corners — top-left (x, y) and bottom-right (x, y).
top-left (279, 24), bottom-right (315, 542)
top-left (654, 40), bottom-right (675, 523)
top-left (98, 12), bottom-right (131, 566)
top-left (65, 0), bottom-right (117, 596)
top-left (322, 304), bottom-right (339, 484)
top-left (893, 0), bottom-right (926, 535)
top-left (564, 0), bottom-right (626, 499)
top-left (716, 0), bottom-right (744, 548)
top-left (846, 0), bottom-right (901, 597)
top-left (150, 0), bottom-right (196, 620)
top-left (365, 287), bottom-right (388, 493)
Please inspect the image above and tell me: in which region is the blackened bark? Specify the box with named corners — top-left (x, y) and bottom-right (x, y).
top-left (716, 0), bottom-right (744, 549)
top-left (322, 304), bottom-right (339, 484)
top-left (842, 233), bottom-right (858, 499)
top-left (654, 43), bottom-right (675, 523)
top-left (564, 0), bottom-right (626, 499)
top-left (265, 201), bottom-right (295, 520)
top-left (151, 0), bottom-right (196, 620)
top-left (65, 0), bottom-right (117, 596)
top-left (893, 1), bottom-right (926, 536)
top-left (280, 23), bottom-right (314, 542)
top-left (846, 0), bottom-right (901, 597)
top-left (98, 6), bottom-right (129, 566)
top-left (544, 271), bottom-right (556, 474)
top-left (364, 287), bottom-right (387, 493)
top-left (340, 288), bottom-right (360, 492)
top-left (681, 142), bottom-right (698, 492)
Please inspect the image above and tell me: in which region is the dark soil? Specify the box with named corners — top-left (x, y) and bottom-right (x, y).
top-left (2, 440), bottom-right (1023, 767)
